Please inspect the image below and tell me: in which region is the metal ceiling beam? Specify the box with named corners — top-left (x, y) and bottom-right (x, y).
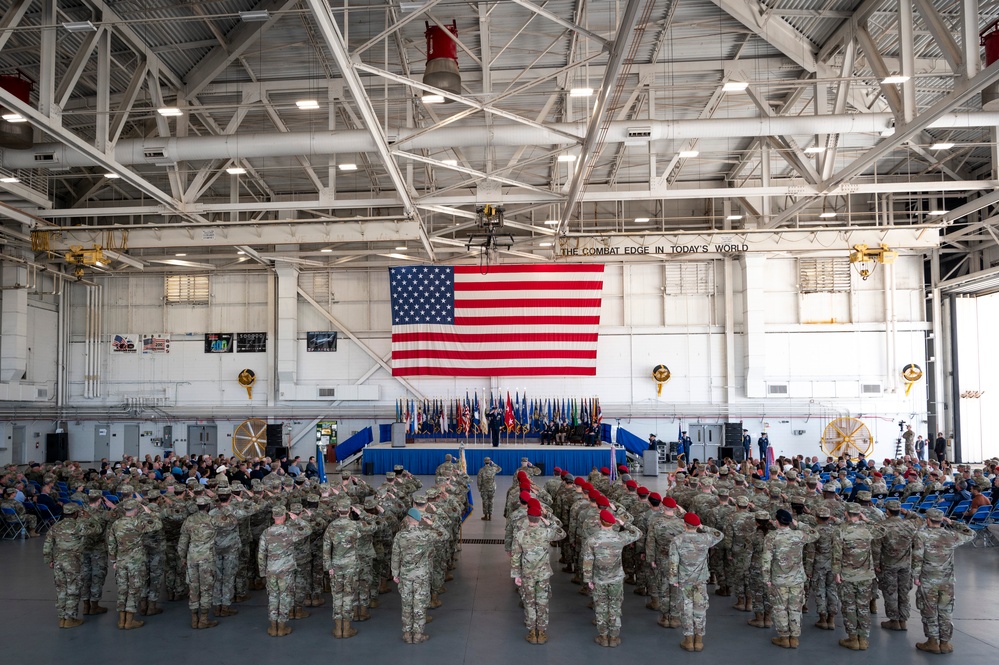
top-left (912, 0), bottom-right (964, 75)
top-left (303, 0), bottom-right (434, 261)
top-left (553, 0), bottom-right (646, 237)
top-left (351, 0), bottom-right (443, 57)
top-left (183, 0), bottom-right (300, 98)
top-left (706, 0), bottom-right (819, 73)
top-left (0, 0), bottom-right (32, 52)
top-left (508, 0), bottom-right (610, 48)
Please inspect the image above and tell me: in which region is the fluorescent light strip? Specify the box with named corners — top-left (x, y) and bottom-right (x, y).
top-left (62, 21), bottom-right (96, 32)
top-left (678, 150), bottom-right (699, 158)
top-left (634, 217), bottom-right (650, 223)
top-left (557, 154), bottom-right (577, 162)
top-left (930, 142), bottom-right (954, 150)
top-left (157, 107), bottom-right (183, 117)
top-left (0, 177), bottom-right (19, 184)
top-left (882, 75), bottom-right (909, 84)
top-left (722, 81), bottom-right (748, 92)
top-left (422, 94), bottom-right (445, 104)
top-left (819, 212), bottom-right (837, 218)
top-left (338, 163), bottom-right (358, 171)
top-left (569, 87), bottom-right (594, 97)
top-left (726, 214), bottom-right (743, 221)
top-left (226, 167), bottom-right (246, 175)
top-left (296, 99), bottom-right (319, 110)
top-left (804, 146), bottom-right (826, 154)
top-left (2, 113), bottom-right (26, 123)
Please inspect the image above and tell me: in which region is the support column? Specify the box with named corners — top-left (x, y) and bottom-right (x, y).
top-left (0, 263), bottom-right (28, 382)
top-left (741, 254), bottom-right (767, 399)
top-left (275, 264), bottom-right (299, 398)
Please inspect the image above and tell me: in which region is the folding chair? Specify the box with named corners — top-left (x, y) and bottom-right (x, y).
top-left (33, 503), bottom-right (58, 532)
top-left (946, 500), bottom-right (971, 518)
top-left (968, 506), bottom-right (995, 548)
top-left (2, 507), bottom-right (27, 539)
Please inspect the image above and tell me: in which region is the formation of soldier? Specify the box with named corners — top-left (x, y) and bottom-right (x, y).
top-left (18, 453), bottom-right (984, 653)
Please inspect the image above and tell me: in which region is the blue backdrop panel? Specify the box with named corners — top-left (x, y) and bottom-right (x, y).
top-left (362, 445), bottom-right (626, 477)
top-left (600, 423), bottom-right (612, 443)
top-left (378, 424), bottom-right (393, 443)
top-left (615, 427), bottom-right (648, 456)
top-left (334, 426), bottom-right (373, 461)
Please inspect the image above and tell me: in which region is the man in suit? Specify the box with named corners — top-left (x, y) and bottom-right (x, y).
top-left (487, 407), bottom-right (502, 448)
top-left (933, 433), bottom-right (947, 464)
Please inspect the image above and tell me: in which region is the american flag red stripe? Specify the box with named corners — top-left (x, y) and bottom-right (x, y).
top-left (389, 264), bottom-right (605, 376)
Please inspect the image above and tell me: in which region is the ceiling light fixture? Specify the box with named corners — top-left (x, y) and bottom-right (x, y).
top-left (819, 211), bottom-right (837, 218)
top-left (678, 150), bottom-right (699, 158)
top-left (569, 87), bottom-right (594, 97)
top-left (421, 94), bottom-right (445, 104)
top-left (157, 107), bottom-right (183, 117)
top-left (441, 159), bottom-right (458, 166)
top-left (928, 209), bottom-right (948, 216)
top-left (634, 217), bottom-right (651, 223)
top-left (296, 99), bottom-right (319, 110)
top-left (62, 21), bottom-right (97, 32)
top-left (226, 167), bottom-right (246, 175)
top-left (338, 163), bottom-right (358, 171)
top-left (2, 113), bottom-right (26, 123)
top-left (239, 10), bottom-right (270, 21)
top-left (722, 81), bottom-right (749, 92)
top-left (543, 219), bottom-right (559, 225)
top-left (399, 1), bottom-right (428, 12)
top-left (804, 146), bottom-right (826, 154)
top-left (0, 176), bottom-right (19, 184)
top-left (557, 154), bottom-right (577, 162)
top-left (930, 142), bottom-right (954, 150)
top-left (726, 214), bottom-right (743, 221)
top-left (236, 251), bottom-right (245, 255)
top-left (395, 245), bottom-right (408, 251)
top-left (882, 75), bottom-right (910, 84)
top-left (320, 248), bottom-right (333, 253)
top-left (539, 242), bottom-right (553, 247)
top-left (175, 253), bottom-right (187, 257)
top-left (104, 173), bottom-right (120, 179)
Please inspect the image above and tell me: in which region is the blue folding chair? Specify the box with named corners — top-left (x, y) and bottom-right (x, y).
top-left (968, 506), bottom-right (995, 548)
top-left (1, 506), bottom-right (27, 539)
top-left (947, 500), bottom-right (971, 518)
top-left (33, 503), bottom-right (59, 532)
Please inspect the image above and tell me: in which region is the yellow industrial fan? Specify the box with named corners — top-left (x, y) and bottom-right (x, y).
top-left (820, 417), bottom-right (874, 460)
top-left (232, 418), bottom-right (269, 460)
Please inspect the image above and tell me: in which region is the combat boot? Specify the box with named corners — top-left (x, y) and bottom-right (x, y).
top-left (63, 616), bottom-right (83, 629)
top-left (645, 597), bottom-right (660, 610)
top-left (938, 641), bottom-right (953, 653)
top-left (304, 597), bottom-right (314, 607)
top-left (680, 635), bottom-right (695, 651)
top-left (379, 579), bottom-right (392, 594)
top-left (90, 601), bottom-right (108, 614)
top-left (342, 620), bottom-right (358, 638)
top-left (609, 635), bottom-right (622, 647)
top-left (749, 612), bottom-right (766, 628)
top-left (916, 638), bottom-right (941, 654)
top-left (190, 611), bottom-right (199, 629)
top-left (657, 615), bottom-right (671, 628)
top-left (123, 612), bottom-right (145, 630)
top-left (138, 599), bottom-right (148, 616)
top-left (221, 605), bottom-right (237, 616)
top-left (881, 619), bottom-right (900, 630)
top-left (82, 601), bottom-right (92, 615)
top-left (117, 611), bottom-right (126, 629)
top-left (369, 597), bottom-right (379, 609)
top-left (429, 594), bottom-right (442, 609)
top-left (312, 594), bottom-right (325, 606)
top-left (816, 613), bottom-right (828, 629)
top-left (771, 636), bottom-right (791, 648)
top-left (234, 593), bottom-right (249, 603)
top-left (267, 621), bottom-right (278, 637)
top-left (825, 613), bottom-right (838, 630)
top-left (898, 620), bottom-right (907, 631)
top-left (146, 601), bottom-right (163, 616)
top-left (733, 596), bottom-right (746, 611)
top-left (58, 618), bottom-right (65, 628)
top-left (526, 629), bottom-right (537, 644)
top-left (633, 586), bottom-right (647, 596)
top-left (670, 616), bottom-right (681, 628)
top-left (402, 631), bottom-right (413, 643)
top-left (693, 634), bottom-right (704, 651)
top-left (838, 635), bottom-right (860, 650)
top-left (445, 571), bottom-right (454, 581)
top-left (536, 630), bottom-right (549, 644)
top-left (355, 605), bottom-right (371, 621)
top-left (595, 634), bottom-right (609, 647)
top-left (212, 604), bottom-right (222, 617)
top-left (789, 636), bottom-right (799, 648)
top-left (291, 607), bottom-right (310, 619)
top-left (277, 622), bottom-right (293, 636)
top-left (870, 599), bottom-right (878, 614)
top-left (332, 619), bottom-right (343, 638)
top-left (412, 632), bottom-right (429, 643)
top-left (858, 637), bottom-right (870, 650)
top-left (198, 611), bottom-right (218, 629)
top-left (763, 612), bottom-right (772, 628)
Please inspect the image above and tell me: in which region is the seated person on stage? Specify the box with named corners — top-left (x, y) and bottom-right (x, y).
top-left (584, 423), bottom-right (598, 447)
top-left (556, 424), bottom-right (570, 445)
top-left (541, 422), bottom-right (558, 446)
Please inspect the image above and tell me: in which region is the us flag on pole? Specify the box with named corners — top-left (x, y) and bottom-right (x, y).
top-left (389, 264), bottom-right (605, 376)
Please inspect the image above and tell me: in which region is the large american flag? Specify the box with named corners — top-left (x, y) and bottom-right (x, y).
top-left (389, 264), bottom-right (605, 376)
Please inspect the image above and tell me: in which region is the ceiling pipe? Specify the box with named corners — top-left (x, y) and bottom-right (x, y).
top-left (7, 112), bottom-right (999, 170)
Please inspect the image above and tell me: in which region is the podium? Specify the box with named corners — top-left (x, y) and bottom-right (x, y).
top-left (643, 450), bottom-right (659, 476)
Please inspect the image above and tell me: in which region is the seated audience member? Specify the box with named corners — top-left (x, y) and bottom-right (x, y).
top-left (962, 484), bottom-right (990, 521)
top-left (34, 481), bottom-right (63, 518)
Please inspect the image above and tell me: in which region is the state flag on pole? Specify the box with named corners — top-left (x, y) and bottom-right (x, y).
top-left (389, 264), bottom-right (605, 376)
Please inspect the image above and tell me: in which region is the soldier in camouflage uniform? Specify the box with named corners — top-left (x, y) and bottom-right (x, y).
top-left (832, 502), bottom-right (888, 650)
top-left (42, 503), bottom-right (102, 627)
top-left (669, 512), bottom-right (724, 652)
top-left (725, 495), bottom-right (757, 612)
top-left (582, 509), bottom-right (641, 647)
top-left (80, 490), bottom-right (111, 615)
top-left (748, 510), bottom-right (775, 629)
top-left (323, 495), bottom-right (364, 638)
top-left (811, 505), bottom-right (840, 630)
top-left (393, 508), bottom-right (447, 643)
top-left (160, 485), bottom-right (191, 602)
top-left (259, 504), bottom-right (313, 637)
top-left (877, 499), bottom-right (920, 631)
top-left (511, 498), bottom-right (566, 644)
top-left (911, 508), bottom-right (975, 654)
top-left (178, 495), bottom-right (232, 629)
top-left (762, 508), bottom-right (819, 648)
top-left (647, 497), bottom-right (686, 627)
top-left (210, 486), bottom-right (247, 617)
top-left (138, 492), bottom-right (166, 617)
top-left (476, 458), bottom-right (502, 520)
top-left (106, 499), bottom-right (162, 630)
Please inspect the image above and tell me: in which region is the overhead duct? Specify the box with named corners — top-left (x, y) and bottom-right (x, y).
top-left (7, 112), bottom-right (999, 170)
top-left (423, 21), bottom-right (460, 100)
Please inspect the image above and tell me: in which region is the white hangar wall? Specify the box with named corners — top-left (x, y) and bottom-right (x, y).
top-left (0, 255), bottom-right (930, 464)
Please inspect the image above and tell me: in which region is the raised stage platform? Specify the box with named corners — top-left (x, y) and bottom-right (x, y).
top-left (361, 442), bottom-right (626, 477)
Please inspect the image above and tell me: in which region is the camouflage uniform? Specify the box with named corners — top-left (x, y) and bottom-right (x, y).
top-left (2, 495), bottom-right (38, 533)
top-left (42, 506), bottom-right (102, 624)
top-left (581, 522), bottom-right (641, 641)
top-left (392, 518), bottom-right (446, 640)
top-left (668, 525), bottom-right (724, 639)
top-left (80, 496), bottom-right (111, 609)
top-left (748, 520), bottom-right (774, 621)
top-left (140, 498), bottom-right (167, 611)
top-left (911, 514), bottom-right (975, 650)
top-left (761, 521), bottom-right (818, 640)
top-left (724, 503), bottom-right (757, 609)
top-left (832, 509), bottom-right (887, 646)
top-left (647, 512), bottom-right (686, 625)
top-left (511, 521), bottom-right (566, 637)
top-left (160, 491), bottom-right (192, 601)
top-left (178, 501), bottom-right (234, 618)
top-left (811, 512), bottom-right (841, 626)
top-left (476, 461), bottom-right (502, 518)
top-left (106, 505), bottom-right (162, 617)
top-left (322, 503), bottom-right (364, 629)
top-left (876, 507), bottom-right (920, 626)
top-left (258, 509), bottom-right (313, 630)
top-left (210, 496), bottom-right (250, 611)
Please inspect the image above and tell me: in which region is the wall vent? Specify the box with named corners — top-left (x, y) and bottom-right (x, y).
top-left (767, 383), bottom-right (789, 395)
top-left (861, 383), bottom-right (882, 394)
top-left (318, 387), bottom-right (336, 397)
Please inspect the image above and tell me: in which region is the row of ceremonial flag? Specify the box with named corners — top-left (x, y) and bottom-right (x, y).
top-left (394, 392), bottom-right (602, 436)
